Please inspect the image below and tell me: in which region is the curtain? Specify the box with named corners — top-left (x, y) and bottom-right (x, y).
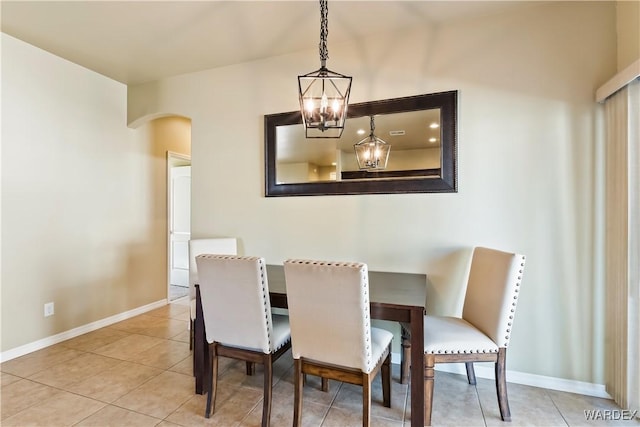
top-left (605, 78), bottom-right (639, 412)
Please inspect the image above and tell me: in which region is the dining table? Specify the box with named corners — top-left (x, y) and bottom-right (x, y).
top-left (193, 264), bottom-right (427, 427)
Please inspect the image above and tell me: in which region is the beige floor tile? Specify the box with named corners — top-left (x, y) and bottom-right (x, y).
top-left (28, 352), bottom-right (122, 389)
top-left (164, 387), bottom-right (238, 425)
top-left (147, 303), bottom-right (191, 321)
top-left (476, 378), bottom-right (566, 426)
top-left (1, 372), bottom-right (22, 387)
top-left (156, 421), bottom-right (185, 427)
top-left (113, 370), bottom-right (194, 419)
top-left (331, 365), bottom-right (408, 422)
top-left (60, 328), bottom-right (130, 352)
top-left (427, 371), bottom-right (485, 427)
top-left (323, 405), bottom-right (403, 426)
top-left (92, 333), bottom-right (166, 360)
top-left (75, 404), bottom-right (162, 426)
top-left (1, 378), bottom-right (63, 420)
top-left (169, 354), bottom-right (195, 376)
top-left (239, 393), bottom-right (328, 427)
top-left (65, 360), bottom-right (163, 403)
top-left (217, 362), bottom-right (278, 392)
top-left (137, 316), bottom-right (189, 339)
top-left (273, 366), bottom-right (343, 406)
top-left (133, 338), bottom-right (192, 369)
top-left (110, 314), bottom-right (189, 339)
top-left (1, 390), bottom-right (105, 427)
top-left (0, 345), bottom-right (84, 378)
top-left (548, 389), bottom-right (638, 426)
top-left (172, 329), bottom-right (191, 344)
top-left (166, 386), bottom-right (263, 427)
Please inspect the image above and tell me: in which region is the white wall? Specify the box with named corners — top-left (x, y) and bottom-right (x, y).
top-left (0, 34), bottom-right (182, 352)
top-left (128, 1), bottom-right (615, 385)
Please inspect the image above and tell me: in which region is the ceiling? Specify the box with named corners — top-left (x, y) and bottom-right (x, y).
top-left (1, 1), bottom-right (535, 85)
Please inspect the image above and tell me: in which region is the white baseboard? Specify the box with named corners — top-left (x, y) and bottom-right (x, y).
top-left (0, 299), bottom-right (167, 363)
top-left (390, 353), bottom-right (612, 400)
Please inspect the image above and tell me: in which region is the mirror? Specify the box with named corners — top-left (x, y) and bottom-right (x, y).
top-left (265, 91), bottom-right (457, 196)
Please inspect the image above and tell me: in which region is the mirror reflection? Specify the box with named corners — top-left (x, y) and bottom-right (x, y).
top-left (276, 109), bottom-right (441, 184)
top-left (264, 90), bottom-right (457, 197)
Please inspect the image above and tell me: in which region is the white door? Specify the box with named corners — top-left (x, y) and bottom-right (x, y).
top-left (170, 165), bottom-right (191, 287)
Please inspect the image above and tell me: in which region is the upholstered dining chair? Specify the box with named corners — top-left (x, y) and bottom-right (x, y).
top-left (196, 254), bottom-right (291, 426)
top-left (400, 247), bottom-right (526, 426)
top-left (283, 259), bottom-right (393, 427)
top-left (188, 237), bottom-right (237, 348)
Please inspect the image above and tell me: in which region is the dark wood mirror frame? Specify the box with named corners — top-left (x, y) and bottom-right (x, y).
top-left (264, 90), bottom-right (457, 197)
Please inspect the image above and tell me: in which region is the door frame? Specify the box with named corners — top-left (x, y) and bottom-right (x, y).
top-left (167, 151), bottom-right (191, 301)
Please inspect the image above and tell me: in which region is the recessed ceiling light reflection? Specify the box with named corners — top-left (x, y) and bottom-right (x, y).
top-left (429, 137), bottom-right (437, 143)
top-left (429, 122), bottom-right (439, 129)
top-left (357, 129), bottom-right (366, 135)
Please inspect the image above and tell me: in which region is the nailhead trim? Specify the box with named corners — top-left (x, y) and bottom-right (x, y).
top-left (197, 254), bottom-right (277, 352)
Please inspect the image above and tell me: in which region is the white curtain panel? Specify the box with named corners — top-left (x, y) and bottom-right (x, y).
top-left (605, 78), bottom-right (639, 412)
top-left (629, 79), bottom-right (639, 414)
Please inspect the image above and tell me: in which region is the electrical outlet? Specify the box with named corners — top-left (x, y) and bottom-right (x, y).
top-left (44, 302), bottom-right (54, 317)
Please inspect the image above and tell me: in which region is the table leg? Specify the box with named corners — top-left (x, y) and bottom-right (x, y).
top-left (409, 307), bottom-right (425, 427)
top-left (194, 285), bottom-right (208, 395)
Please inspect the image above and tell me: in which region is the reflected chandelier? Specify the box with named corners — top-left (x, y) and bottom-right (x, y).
top-left (354, 115), bottom-right (391, 171)
top-left (298, 0), bottom-right (352, 138)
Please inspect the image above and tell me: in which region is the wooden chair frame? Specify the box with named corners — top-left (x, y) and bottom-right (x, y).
top-left (400, 326), bottom-right (511, 426)
top-left (205, 340), bottom-right (291, 427)
top-left (293, 345), bottom-right (392, 427)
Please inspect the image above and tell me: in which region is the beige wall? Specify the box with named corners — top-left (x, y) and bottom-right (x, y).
top-left (0, 34), bottom-right (190, 352)
top-left (128, 1), bottom-right (617, 384)
top-left (616, 0), bottom-right (640, 71)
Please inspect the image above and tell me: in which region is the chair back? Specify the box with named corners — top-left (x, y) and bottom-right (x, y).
top-left (462, 247), bottom-right (526, 348)
top-left (283, 259), bottom-right (374, 372)
top-left (189, 238), bottom-right (237, 299)
top-left (196, 255), bottom-right (274, 353)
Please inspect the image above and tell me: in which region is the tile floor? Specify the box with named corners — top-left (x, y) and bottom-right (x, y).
top-left (169, 285), bottom-right (189, 302)
top-left (1, 300), bottom-right (637, 427)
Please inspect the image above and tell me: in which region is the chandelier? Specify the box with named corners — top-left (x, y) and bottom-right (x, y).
top-left (298, 0), bottom-right (352, 138)
top-left (354, 116), bottom-right (391, 171)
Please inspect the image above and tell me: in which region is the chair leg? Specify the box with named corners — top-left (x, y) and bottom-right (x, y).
top-left (424, 354), bottom-right (435, 427)
top-left (261, 355), bottom-right (273, 427)
top-left (382, 351), bottom-right (391, 408)
top-left (205, 344), bottom-right (219, 418)
top-left (362, 374), bottom-right (371, 427)
top-left (246, 362), bottom-right (255, 376)
top-left (465, 362), bottom-right (477, 385)
top-left (495, 348), bottom-right (512, 422)
top-left (400, 324), bottom-right (411, 384)
top-left (293, 359), bottom-right (303, 427)
top-left (189, 318), bottom-right (194, 351)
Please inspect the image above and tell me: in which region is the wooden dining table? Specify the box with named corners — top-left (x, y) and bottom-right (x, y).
top-left (193, 264), bottom-right (427, 427)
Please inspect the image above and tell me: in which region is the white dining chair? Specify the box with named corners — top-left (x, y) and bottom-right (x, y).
top-left (400, 246), bottom-right (526, 426)
top-left (196, 254), bottom-right (291, 426)
top-left (188, 237), bottom-right (237, 347)
top-left (283, 259), bottom-right (392, 427)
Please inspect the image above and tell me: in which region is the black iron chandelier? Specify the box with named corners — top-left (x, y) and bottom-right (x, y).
top-left (298, 0), bottom-right (352, 138)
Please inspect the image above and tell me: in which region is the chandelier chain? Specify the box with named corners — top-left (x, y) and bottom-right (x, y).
top-left (319, 0), bottom-right (329, 63)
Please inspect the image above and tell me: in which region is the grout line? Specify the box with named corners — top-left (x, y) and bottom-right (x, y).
top-left (473, 383), bottom-right (489, 427)
top-left (545, 388), bottom-right (571, 426)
